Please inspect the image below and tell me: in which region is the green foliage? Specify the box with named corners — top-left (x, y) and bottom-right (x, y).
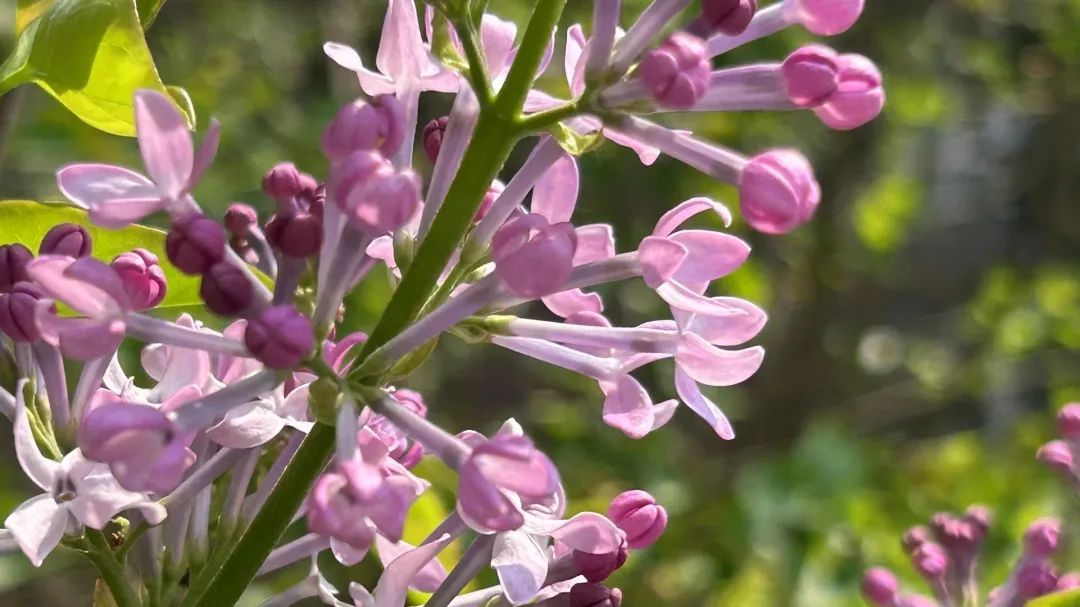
top-left (1, 0), bottom-right (190, 136)
top-left (0, 200), bottom-right (204, 316)
top-left (1031, 589), bottom-right (1080, 607)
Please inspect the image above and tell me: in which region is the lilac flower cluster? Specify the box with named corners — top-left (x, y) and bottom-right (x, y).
top-left (0, 0), bottom-right (882, 605)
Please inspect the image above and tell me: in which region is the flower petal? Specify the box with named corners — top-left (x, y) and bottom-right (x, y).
top-left (13, 380), bottom-right (59, 490)
top-left (205, 400), bottom-right (285, 448)
top-left (676, 334), bottom-right (764, 387)
top-left (669, 230), bottom-right (750, 283)
top-left (134, 90), bottom-right (193, 200)
top-left (600, 375), bottom-right (656, 439)
top-left (189, 118), bottom-right (221, 189)
top-left (375, 535), bottom-right (447, 592)
top-left (67, 456), bottom-right (166, 528)
top-left (574, 224), bottom-right (616, 265)
top-left (56, 164), bottom-right (164, 228)
top-left (27, 256), bottom-right (126, 318)
top-left (638, 236), bottom-right (689, 289)
top-left (324, 42), bottom-right (398, 96)
top-left (36, 310), bottom-right (125, 362)
top-left (376, 0), bottom-right (432, 83)
top-left (653, 197), bottom-right (733, 237)
top-left (373, 533), bottom-right (455, 607)
top-left (492, 530), bottom-right (549, 606)
top-left (674, 367), bottom-right (735, 439)
top-left (332, 537), bottom-right (370, 566)
top-left (542, 288), bottom-right (603, 318)
top-left (4, 494), bottom-right (66, 567)
top-left (531, 153), bottom-right (579, 224)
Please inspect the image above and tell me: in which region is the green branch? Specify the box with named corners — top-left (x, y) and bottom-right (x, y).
top-left (81, 531), bottom-right (142, 607)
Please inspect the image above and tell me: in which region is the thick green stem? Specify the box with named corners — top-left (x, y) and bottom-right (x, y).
top-left (82, 531), bottom-right (142, 607)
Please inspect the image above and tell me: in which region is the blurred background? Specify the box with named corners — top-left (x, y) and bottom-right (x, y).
top-left (1, 0), bottom-right (1080, 605)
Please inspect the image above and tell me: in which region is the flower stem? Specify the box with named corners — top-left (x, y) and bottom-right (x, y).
top-left (81, 530), bottom-right (142, 607)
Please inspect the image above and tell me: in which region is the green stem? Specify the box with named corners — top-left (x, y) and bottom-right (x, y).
top-left (81, 531), bottom-right (142, 607)
top-left (516, 98), bottom-right (582, 133)
top-left (183, 423), bottom-right (335, 607)
top-left (453, 15), bottom-right (494, 105)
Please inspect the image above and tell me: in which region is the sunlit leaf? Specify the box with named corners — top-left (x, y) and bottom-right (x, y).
top-left (0, 0), bottom-right (192, 136)
top-left (1029, 589), bottom-right (1080, 607)
top-left (14, 0), bottom-right (53, 34)
top-left (0, 200), bottom-right (204, 315)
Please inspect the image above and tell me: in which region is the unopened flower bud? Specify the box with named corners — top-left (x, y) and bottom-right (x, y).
top-left (812, 53), bottom-right (884, 131)
top-left (0, 282), bottom-right (48, 342)
top-left (39, 223), bottom-right (91, 258)
top-left (264, 211), bottom-right (323, 258)
top-left (224, 203), bottom-right (258, 237)
top-left (787, 0), bottom-right (865, 36)
top-left (1037, 440), bottom-right (1074, 474)
top-left (474, 182), bottom-right (504, 222)
top-left (1024, 518), bottom-right (1061, 558)
top-left (0, 244), bottom-right (32, 292)
top-left (492, 213), bottom-right (577, 298)
top-left (608, 490), bottom-right (668, 549)
top-left (200, 262), bottom-right (255, 317)
top-left (423, 116), bottom-right (449, 163)
top-left (339, 163), bottom-right (422, 234)
top-left (963, 505), bottom-right (991, 536)
top-left (781, 45), bottom-right (839, 108)
top-left (739, 149), bottom-right (819, 234)
top-left (322, 95), bottom-right (406, 159)
top-left (1017, 561), bottom-right (1059, 599)
top-left (861, 568), bottom-right (898, 606)
top-left (572, 540), bottom-right (629, 582)
top-left (702, 0), bottom-right (757, 35)
top-left (568, 583), bottom-right (623, 607)
top-left (166, 213), bottom-right (226, 275)
top-left (263, 162), bottom-right (318, 206)
top-left (1058, 404), bottom-right (1080, 439)
top-left (111, 249), bottom-right (167, 310)
top-left (639, 32), bottom-right (710, 109)
top-left (244, 305), bottom-right (314, 369)
top-left (911, 542), bottom-right (948, 582)
top-left (902, 526), bottom-right (931, 552)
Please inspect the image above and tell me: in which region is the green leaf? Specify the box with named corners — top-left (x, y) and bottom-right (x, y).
top-left (1029, 589), bottom-right (1080, 607)
top-left (549, 122), bottom-right (604, 156)
top-left (1, 0), bottom-right (192, 136)
top-left (135, 0), bottom-right (167, 28)
top-left (16, 0), bottom-right (168, 34)
top-left (0, 200), bottom-right (204, 315)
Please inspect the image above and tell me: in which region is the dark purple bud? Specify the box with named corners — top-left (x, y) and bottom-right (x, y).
top-left (39, 223), bottom-right (92, 258)
top-left (0, 282), bottom-right (48, 342)
top-left (200, 262), bottom-right (255, 317)
top-left (702, 0), bottom-right (757, 35)
top-left (111, 249), bottom-right (167, 310)
top-left (1024, 518), bottom-right (1061, 558)
top-left (608, 490), bottom-right (668, 549)
top-left (902, 526), bottom-right (931, 552)
top-left (1037, 440), bottom-right (1074, 474)
top-left (262, 162), bottom-right (319, 206)
top-left (322, 95), bottom-right (406, 159)
top-left (0, 244), bottom-right (33, 292)
top-left (244, 305), bottom-right (314, 369)
top-left (264, 211), bottom-right (323, 258)
top-left (1017, 561), bottom-right (1059, 599)
top-left (568, 583), bottom-right (622, 607)
top-left (224, 203), bottom-right (259, 237)
top-left (166, 213), bottom-right (226, 275)
top-left (572, 539), bottom-right (628, 582)
top-left (1058, 404), bottom-right (1080, 439)
top-left (861, 568), bottom-right (898, 606)
top-left (422, 116), bottom-right (449, 163)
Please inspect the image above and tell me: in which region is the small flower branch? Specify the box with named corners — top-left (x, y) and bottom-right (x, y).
top-left (450, 12), bottom-right (495, 105)
top-left (78, 530), bottom-right (142, 607)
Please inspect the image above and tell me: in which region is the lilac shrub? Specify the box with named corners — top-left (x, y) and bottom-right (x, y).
top-left (0, 0), bottom-right (884, 605)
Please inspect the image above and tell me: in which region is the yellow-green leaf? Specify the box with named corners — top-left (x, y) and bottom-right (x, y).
top-left (1029, 589), bottom-right (1080, 607)
top-left (1, 0), bottom-right (192, 136)
top-left (0, 200), bottom-right (204, 315)
top-left (15, 0), bottom-right (53, 34)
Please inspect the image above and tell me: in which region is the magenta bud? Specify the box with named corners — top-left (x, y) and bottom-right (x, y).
top-left (224, 203), bottom-right (259, 237)
top-left (244, 305), bottom-right (314, 369)
top-left (911, 542), bottom-right (948, 582)
top-left (492, 213), bottom-right (578, 298)
top-left (790, 0), bottom-right (865, 36)
top-left (812, 53), bottom-right (884, 131)
top-left (423, 116), bottom-right (449, 163)
top-left (902, 526), bottom-right (931, 552)
top-left (781, 44), bottom-right (840, 108)
top-left (572, 540), bottom-right (629, 582)
top-left (0, 282), bottom-right (48, 342)
top-left (0, 243), bottom-right (33, 292)
top-left (262, 162), bottom-right (318, 206)
top-left (39, 223), bottom-right (92, 258)
top-left (79, 402), bottom-right (193, 494)
top-left (339, 164), bottom-right (422, 234)
top-left (1037, 440), bottom-right (1074, 474)
top-left (1024, 518), bottom-right (1061, 558)
top-left (701, 0), bottom-right (757, 35)
top-left (200, 262), bottom-right (255, 317)
top-left (1058, 404), bottom-right (1080, 439)
top-left (568, 583), bottom-right (623, 607)
top-left (963, 505), bottom-right (991, 535)
top-left (861, 568), bottom-right (898, 606)
top-left (474, 183), bottom-right (504, 222)
top-left (322, 95), bottom-right (406, 159)
top-left (607, 490), bottom-right (668, 549)
top-left (739, 149), bottom-right (820, 234)
top-left (111, 249), bottom-right (167, 310)
top-left (165, 213), bottom-right (226, 275)
top-left (264, 211), bottom-right (323, 258)
top-left (639, 32), bottom-right (711, 109)
top-left (1017, 561), bottom-right (1059, 599)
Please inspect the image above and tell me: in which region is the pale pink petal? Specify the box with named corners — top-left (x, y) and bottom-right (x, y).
top-left (676, 334), bottom-right (764, 387)
top-left (13, 381), bottom-right (59, 490)
top-left (134, 90), bottom-right (193, 200)
top-left (375, 535), bottom-right (447, 592)
top-left (55, 163), bottom-right (162, 224)
top-left (4, 494), bottom-right (66, 567)
top-left (653, 197), bottom-right (733, 237)
top-left (332, 537), bottom-right (370, 566)
top-left (674, 367), bottom-right (735, 439)
top-left (63, 257), bottom-right (132, 310)
top-left (531, 153), bottom-right (579, 224)
top-left (205, 401), bottom-right (285, 448)
top-left (524, 90), bottom-right (565, 113)
top-left (564, 24), bottom-right (588, 96)
top-left (669, 230), bottom-right (750, 282)
top-left (600, 376), bottom-right (656, 439)
top-left (542, 289), bottom-right (603, 318)
top-left (349, 583), bottom-right (376, 607)
top-left (492, 530), bottom-right (549, 606)
top-left (36, 311), bottom-right (125, 362)
top-left (678, 297), bottom-right (768, 346)
top-left (529, 511), bottom-right (624, 555)
top-left (602, 123), bottom-right (662, 165)
top-left (376, 0), bottom-right (432, 83)
top-left (27, 256), bottom-right (123, 317)
top-left (481, 14), bottom-right (518, 76)
top-left (373, 533), bottom-right (455, 607)
top-left (638, 236), bottom-right (689, 289)
top-left (574, 224), bottom-right (616, 265)
top-left (651, 399), bottom-right (679, 430)
top-left (67, 458), bottom-right (166, 528)
top-left (656, 280), bottom-right (749, 317)
top-left (188, 118), bottom-right (221, 189)
top-left (324, 42), bottom-right (398, 96)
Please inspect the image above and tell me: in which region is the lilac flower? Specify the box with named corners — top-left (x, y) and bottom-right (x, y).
top-left (56, 90), bottom-right (220, 228)
top-left (457, 434), bottom-right (560, 533)
top-left (5, 382), bottom-right (165, 566)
